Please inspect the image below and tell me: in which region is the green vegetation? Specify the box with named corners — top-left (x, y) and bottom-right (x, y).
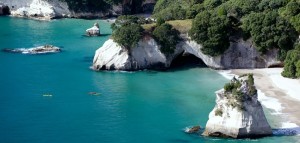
top-left (223, 74), bottom-right (256, 110)
top-left (279, 1), bottom-right (300, 32)
top-left (59, 0), bottom-right (145, 14)
top-left (153, 0), bottom-right (191, 20)
top-left (112, 15), bottom-right (181, 55)
top-left (224, 79), bottom-right (241, 93)
top-left (189, 10), bottom-right (231, 56)
top-left (215, 108), bottom-right (223, 116)
top-left (242, 11), bottom-right (298, 60)
top-left (111, 0), bottom-right (300, 79)
top-left (281, 45), bottom-right (300, 78)
top-left (142, 19), bottom-right (192, 33)
top-left (111, 16), bottom-right (144, 49)
top-left (153, 23), bottom-right (181, 55)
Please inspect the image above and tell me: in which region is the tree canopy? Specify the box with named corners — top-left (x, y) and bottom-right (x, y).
top-left (111, 16), bottom-right (144, 50)
top-left (153, 23), bottom-right (181, 55)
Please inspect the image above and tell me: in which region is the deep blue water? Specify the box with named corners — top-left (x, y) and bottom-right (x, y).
top-left (0, 16), bottom-right (298, 143)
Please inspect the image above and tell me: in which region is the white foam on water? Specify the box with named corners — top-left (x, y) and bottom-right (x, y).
top-left (218, 70), bottom-right (235, 80)
top-left (282, 122), bottom-right (299, 128)
top-left (257, 90), bottom-right (283, 114)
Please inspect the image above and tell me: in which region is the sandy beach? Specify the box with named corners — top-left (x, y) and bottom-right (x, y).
top-left (220, 68), bottom-right (300, 128)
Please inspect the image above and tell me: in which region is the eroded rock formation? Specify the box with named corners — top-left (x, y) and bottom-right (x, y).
top-left (92, 36), bottom-right (281, 71)
top-left (202, 74), bottom-right (272, 138)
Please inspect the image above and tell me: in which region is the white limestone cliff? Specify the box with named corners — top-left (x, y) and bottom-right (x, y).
top-left (202, 75), bottom-right (272, 138)
top-left (86, 23), bottom-right (100, 36)
top-left (93, 37), bottom-right (178, 71)
top-left (0, 0), bottom-right (71, 19)
top-left (92, 36), bottom-right (281, 71)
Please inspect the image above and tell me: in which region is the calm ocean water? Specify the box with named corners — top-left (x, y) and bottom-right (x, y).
top-left (0, 16), bottom-right (298, 143)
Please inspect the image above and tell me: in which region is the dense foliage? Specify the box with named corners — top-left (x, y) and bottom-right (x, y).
top-left (59, 0), bottom-right (145, 14)
top-left (242, 11), bottom-right (298, 60)
top-left (282, 45), bottom-right (300, 78)
top-left (279, 1), bottom-right (300, 32)
top-left (111, 16), bottom-right (144, 50)
top-left (189, 11), bottom-right (231, 56)
top-left (153, 23), bottom-right (181, 55)
top-left (185, 0), bottom-right (300, 58)
top-left (153, 0), bottom-right (203, 20)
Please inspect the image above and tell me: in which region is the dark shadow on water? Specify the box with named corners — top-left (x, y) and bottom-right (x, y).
top-left (81, 34), bottom-right (111, 37)
top-left (82, 56), bottom-right (94, 63)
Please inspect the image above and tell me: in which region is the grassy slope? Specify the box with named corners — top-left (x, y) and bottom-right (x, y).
top-left (142, 19), bottom-right (193, 33)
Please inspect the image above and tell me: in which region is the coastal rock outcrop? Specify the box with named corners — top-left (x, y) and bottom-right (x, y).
top-left (92, 36), bottom-right (281, 71)
top-left (202, 74), bottom-right (272, 138)
top-left (93, 37), bottom-right (179, 70)
top-left (86, 23), bottom-right (100, 36)
top-left (3, 45), bottom-right (61, 54)
top-left (0, 0), bottom-right (71, 19)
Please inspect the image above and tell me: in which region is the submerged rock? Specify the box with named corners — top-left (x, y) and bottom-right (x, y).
top-left (3, 45), bottom-right (61, 54)
top-left (185, 126), bottom-right (201, 134)
top-left (86, 23), bottom-right (100, 36)
top-left (202, 74), bottom-right (272, 138)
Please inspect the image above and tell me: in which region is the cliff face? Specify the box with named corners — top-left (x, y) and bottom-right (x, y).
top-left (0, 0), bottom-right (71, 19)
top-left (203, 75), bottom-right (272, 138)
top-left (93, 37), bottom-right (281, 71)
top-left (93, 37), bottom-right (179, 71)
top-left (0, 0), bottom-right (156, 19)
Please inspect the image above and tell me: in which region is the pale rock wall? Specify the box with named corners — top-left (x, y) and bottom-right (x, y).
top-left (93, 37), bottom-right (171, 71)
top-left (203, 77), bottom-right (272, 138)
top-left (0, 0), bottom-right (71, 19)
top-left (179, 40), bottom-right (223, 69)
top-left (221, 39), bottom-right (281, 69)
top-left (92, 37), bottom-right (282, 71)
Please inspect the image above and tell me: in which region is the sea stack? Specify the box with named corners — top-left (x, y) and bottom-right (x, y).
top-left (203, 74), bottom-right (272, 138)
top-left (86, 23), bottom-right (100, 36)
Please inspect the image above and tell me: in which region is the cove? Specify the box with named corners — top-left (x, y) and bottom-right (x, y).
top-left (0, 17), bottom-right (298, 143)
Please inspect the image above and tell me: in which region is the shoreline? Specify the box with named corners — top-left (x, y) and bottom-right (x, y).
top-left (218, 68), bottom-right (300, 128)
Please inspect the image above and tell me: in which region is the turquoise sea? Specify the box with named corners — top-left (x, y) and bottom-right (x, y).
top-left (0, 16), bottom-right (298, 143)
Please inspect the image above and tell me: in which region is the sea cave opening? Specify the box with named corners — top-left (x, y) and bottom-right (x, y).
top-left (169, 52), bottom-right (207, 70)
top-left (2, 6), bottom-right (10, 15)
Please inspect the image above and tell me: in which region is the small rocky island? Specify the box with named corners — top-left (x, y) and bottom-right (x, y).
top-left (86, 23), bottom-right (100, 36)
top-left (3, 45), bottom-right (61, 54)
top-left (203, 74), bottom-right (272, 138)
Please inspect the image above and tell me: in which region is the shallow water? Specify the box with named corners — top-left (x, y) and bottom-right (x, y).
top-left (0, 16), bottom-right (298, 143)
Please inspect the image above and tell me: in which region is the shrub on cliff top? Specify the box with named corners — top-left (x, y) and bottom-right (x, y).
top-left (189, 10), bottom-right (231, 56)
top-left (112, 23), bottom-right (144, 50)
top-left (111, 15), bottom-right (145, 50)
top-left (153, 23), bottom-right (181, 55)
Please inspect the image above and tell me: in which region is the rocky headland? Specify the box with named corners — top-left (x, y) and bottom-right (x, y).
top-left (202, 74), bottom-right (272, 138)
top-left (92, 35), bottom-right (281, 71)
top-left (0, 0), bottom-right (156, 20)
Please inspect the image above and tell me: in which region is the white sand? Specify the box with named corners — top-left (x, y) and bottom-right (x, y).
top-left (264, 68), bottom-right (300, 101)
top-left (218, 68), bottom-right (300, 128)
